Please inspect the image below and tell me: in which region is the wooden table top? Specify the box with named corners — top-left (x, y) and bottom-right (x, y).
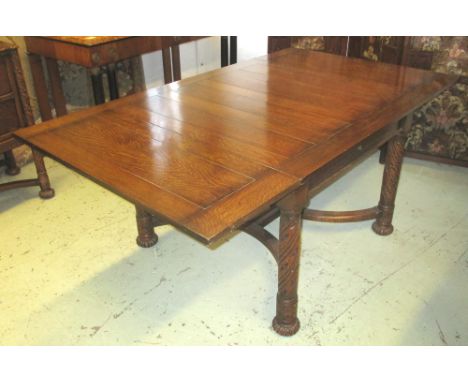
top-left (15, 48), bottom-right (456, 243)
top-left (42, 36), bottom-right (129, 47)
top-left (0, 41), bottom-right (16, 53)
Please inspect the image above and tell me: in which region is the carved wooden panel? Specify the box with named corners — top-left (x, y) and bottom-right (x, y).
top-left (0, 42), bottom-right (35, 172)
top-left (0, 43), bottom-right (31, 148)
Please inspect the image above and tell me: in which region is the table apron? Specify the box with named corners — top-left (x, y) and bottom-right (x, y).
top-left (304, 121), bottom-right (399, 199)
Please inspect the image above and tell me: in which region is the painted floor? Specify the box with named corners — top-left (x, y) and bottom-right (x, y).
top-left (1, 153), bottom-right (467, 345)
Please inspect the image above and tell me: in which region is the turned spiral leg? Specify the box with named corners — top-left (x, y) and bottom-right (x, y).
top-left (272, 186), bottom-right (308, 336)
top-left (32, 149), bottom-right (55, 199)
top-left (135, 205), bottom-right (158, 248)
top-left (372, 130), bottom-right (406, 236)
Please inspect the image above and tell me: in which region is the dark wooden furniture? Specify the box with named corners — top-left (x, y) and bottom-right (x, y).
top-left (221, 36), bottom-right (237, 67)
top-left (15, 49), bottom-right (455, 336)
top-left (25, 36), bottom-right (205, 121)
top-left (0, 42), bottom-right (54, 198)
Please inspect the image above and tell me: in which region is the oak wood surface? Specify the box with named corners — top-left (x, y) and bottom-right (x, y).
top-left (15, 49), bottom-right (457, 243)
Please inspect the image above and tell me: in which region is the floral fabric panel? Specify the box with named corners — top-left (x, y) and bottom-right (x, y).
top-left (361, 36), bottom-right (381, 61)
top-left (407, 37), bottom-right (468, 162)
top-left (406, 77), bottom-right (468, 161)
top-left (291, 37), bottom-right (325, 51)
top-left (430, 37), bottom-right (468, 77)
top-left (411, 36), bottom-right (442, 52)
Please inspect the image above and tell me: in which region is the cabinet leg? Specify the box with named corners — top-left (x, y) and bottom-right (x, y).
top-left (136, 205), bottom-right (158, 248)
top-left (221, 36), bottom-right (228, 67)
top-left (171, 45), bottom-right (181, 81)
top-left (229, 36), bottom-right (237, 64)
top-left (162, 48), bottom-right (172, 84)
top-left (272, 186), bottom-right (308, 336)
top-left (28, 53), bottom-right (53, 121)
top-left (32, 149), bottom-right (54, 199)
top-left (4, 150), bottom-right (20, 176)
top-left (45, 57), bottom-right (67, 117)
top-left (106, 63), bottom-right (119, 100)
top-left (90, 68), bottom-right (105, 105)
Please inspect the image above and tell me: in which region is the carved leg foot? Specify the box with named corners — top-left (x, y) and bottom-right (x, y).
top-left (372, 123), bottom-right (406, 236)
top-left (32, 149), bottom-right (55, 199)
top-left (272, 304), bottom-right (300, 336)
top-left (136, 205), bottom-right (158, 248)
top-left (272, 187), bottom-right (307, 336)
top-left (372, 212), bottom-right (394, 235)
top-left (4, 151), bottom-right (20, 176)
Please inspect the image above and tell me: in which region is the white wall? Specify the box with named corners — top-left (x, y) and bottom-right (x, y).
top-left (237, 35), bottom-right (268, 62)
top-left (141, 36), bottom-right (268, 89)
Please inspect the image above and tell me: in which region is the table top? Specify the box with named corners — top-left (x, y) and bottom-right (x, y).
top-left (0, 41), bottom-right (16, 53)
top-left (43, 36), bottom-right (129, 47)
top-left (15, 48), bottom-right (456, 243)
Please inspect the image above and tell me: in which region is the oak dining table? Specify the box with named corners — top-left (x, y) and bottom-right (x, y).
top-left (15, 48), bottom-right (456, 336)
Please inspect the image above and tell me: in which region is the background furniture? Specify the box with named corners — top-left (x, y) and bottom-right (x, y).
top-left (25, 36), bottom-right (206, 121)
top-left (268, 36), bottom-right (468, 167)
top-left (0, 42), bottom-right (54, 198)
top-left (268, 36), bottom-right (348, 56)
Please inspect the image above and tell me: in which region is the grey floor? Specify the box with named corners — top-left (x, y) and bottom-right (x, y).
top-left (1, 153), bottom-right (467, 345)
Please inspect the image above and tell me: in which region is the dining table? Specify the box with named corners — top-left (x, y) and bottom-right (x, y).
top-left (15, 48), bottom-right (457, 336)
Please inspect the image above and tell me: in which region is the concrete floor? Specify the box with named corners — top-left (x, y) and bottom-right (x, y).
top-left (0, 153), bottom-right (467, 345)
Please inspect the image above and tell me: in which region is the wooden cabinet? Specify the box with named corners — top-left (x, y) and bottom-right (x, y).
top-left (0, 41), bottom-right (34, 174)
top-left (0, 42), bottom-right (54, 198)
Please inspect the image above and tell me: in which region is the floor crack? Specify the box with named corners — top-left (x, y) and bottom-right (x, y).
top-left (112, 276), bottom-right (168, 320)
top-left (89, 314), bottom-right (111, 337)
top-left (435, 319), bottom-right (448, 345)
top-left (329, 257), bottom-right (416, 324)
